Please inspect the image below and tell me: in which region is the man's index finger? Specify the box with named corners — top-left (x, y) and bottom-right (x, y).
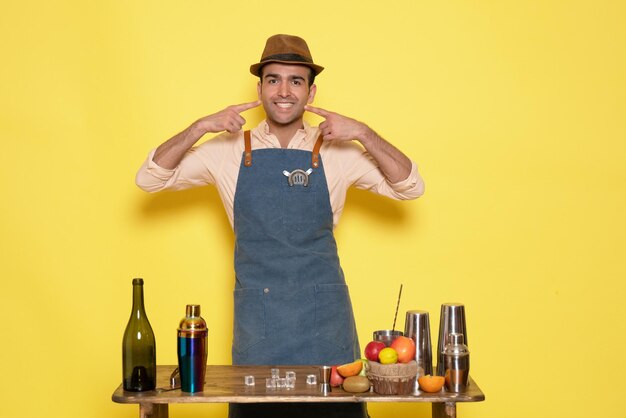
top-left (232, 100), bottom-right (261, 113)
top-left (305, 105), bottom-right (330, 117)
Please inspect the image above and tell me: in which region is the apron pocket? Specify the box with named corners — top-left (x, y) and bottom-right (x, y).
top-left (314, 284), bottom-right (355, 352)
top-left (233, 288), bottom-right (266, 353)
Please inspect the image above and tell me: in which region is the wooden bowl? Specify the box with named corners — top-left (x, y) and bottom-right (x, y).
top-left (366, 360), bottom-right (418, 395)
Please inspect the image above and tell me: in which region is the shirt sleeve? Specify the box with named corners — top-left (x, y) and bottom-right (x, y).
top-left (135, 133), bottom-right (237, 192)
top-left (339, 142), bottom-right (425, 200)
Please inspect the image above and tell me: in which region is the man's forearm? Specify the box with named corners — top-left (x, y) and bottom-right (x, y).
top-left (151, 100), bottom-right (261, 170)
top-left (358, 128), bottom-right (412, 184)
top-left (153, 123), bottom-right (205, 169)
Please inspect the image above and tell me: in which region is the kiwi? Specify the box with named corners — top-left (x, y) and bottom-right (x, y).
top-left (342, 376), bottom-right (371, 393)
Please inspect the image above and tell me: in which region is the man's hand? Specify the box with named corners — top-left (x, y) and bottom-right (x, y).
top-left (195, 101), bottom-right (261, 135)
top-left (305, 105), bottom-right (370, 143)
top-left (305, 104), bottom-right (412, 183)
top-left (153, 100), bottom-right (260, 169)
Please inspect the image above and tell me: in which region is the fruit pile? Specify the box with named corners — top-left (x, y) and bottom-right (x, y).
top-left (364, 336), bottom-right (416, 364)
top-left (331, 336), bottom-right (419, 394)
top-left (332, 335), bottom-right (447, 394)
top-left (363, 335), bottom-right (418, 395)
top-left (330, 359), bottom-right (370, 393)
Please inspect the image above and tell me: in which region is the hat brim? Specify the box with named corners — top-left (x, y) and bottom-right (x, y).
top-left (250, 60), bottom-right (324, 77)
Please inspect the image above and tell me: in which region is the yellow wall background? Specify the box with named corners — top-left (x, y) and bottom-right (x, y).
top-left (1, 1), bottom-right (624, 417)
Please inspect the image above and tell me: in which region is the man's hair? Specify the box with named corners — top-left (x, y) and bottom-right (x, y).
top-left (258, 65), bottom-right (316, 88)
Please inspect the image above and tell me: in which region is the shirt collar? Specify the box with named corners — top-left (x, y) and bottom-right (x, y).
top-left (256, 119), bottom-right (317, 149)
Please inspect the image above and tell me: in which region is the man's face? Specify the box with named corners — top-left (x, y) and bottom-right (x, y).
top-left (257, 63), bottom-right (316, 128)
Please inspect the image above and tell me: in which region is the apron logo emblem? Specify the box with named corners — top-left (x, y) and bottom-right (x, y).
top-left (283, 168), bottom-right (313, 187)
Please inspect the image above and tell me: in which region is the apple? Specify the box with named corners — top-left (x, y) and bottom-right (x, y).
top-left (364, 340), bottom-right (386, 362)
top-left (330, 365), bottom-right (344, 387)
top-left (390, 336), bottom-right (416, 363)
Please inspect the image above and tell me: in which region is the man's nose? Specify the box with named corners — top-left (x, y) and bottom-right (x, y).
top-left (278, 83), bottom-right (290, 96)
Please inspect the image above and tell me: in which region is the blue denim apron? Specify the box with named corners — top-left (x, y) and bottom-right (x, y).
top-left (229, 131), bottom-right (367, 418)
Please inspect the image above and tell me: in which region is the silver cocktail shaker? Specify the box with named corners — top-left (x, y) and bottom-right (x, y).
top-left (436, 303), bottom-right (467, 375)
top-left (404, 310), bottom-right (433, 395)
top-left (404, 310), bottom-right (433, 377)
top-left (443, 333), bottom-right (470, 392)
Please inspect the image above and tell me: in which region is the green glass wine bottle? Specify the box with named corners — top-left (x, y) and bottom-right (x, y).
top-left (122, 278), bottom-right (156, 391)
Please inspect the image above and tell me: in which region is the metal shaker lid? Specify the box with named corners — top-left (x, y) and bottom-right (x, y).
top-left (178, 304), bottom-right (207, 336)
top-left (186, 304), bottom-right (201, 317)
top-left (444, 333), bottom-right (469, 355)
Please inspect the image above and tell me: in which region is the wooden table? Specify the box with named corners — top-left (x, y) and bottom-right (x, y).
top-left (112, 365), bottom-right (485, 418)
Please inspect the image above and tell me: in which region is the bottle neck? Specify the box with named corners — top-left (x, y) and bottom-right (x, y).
top-left (132, 283), bottom-right (146, 314)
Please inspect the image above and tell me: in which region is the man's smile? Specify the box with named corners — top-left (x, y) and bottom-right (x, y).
top-left (274, 102), bottom-right (295, 109)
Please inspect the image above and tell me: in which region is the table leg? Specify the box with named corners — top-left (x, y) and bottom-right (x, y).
top-left (432, 402), bottom-right (456, 418)
top-left (139, 403), bottom-right (169, 418)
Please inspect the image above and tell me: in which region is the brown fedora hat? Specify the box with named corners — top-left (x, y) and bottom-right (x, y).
top-left (250, 34), bottom-right (324, 76)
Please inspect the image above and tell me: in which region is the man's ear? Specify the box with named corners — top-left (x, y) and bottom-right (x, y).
top-left (257, 82), bottom-right (262, 99)
top-left (307, 84), bottom-right (317, 104)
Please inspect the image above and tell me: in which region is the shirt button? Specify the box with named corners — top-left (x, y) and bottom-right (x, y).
top-left (263, 288), bottom-right (270, 294)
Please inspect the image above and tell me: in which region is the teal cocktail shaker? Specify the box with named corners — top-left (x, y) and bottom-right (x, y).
top-left (177, 304), bottom-right (208, 392)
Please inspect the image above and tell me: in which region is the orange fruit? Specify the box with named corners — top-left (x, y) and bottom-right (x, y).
top-left (337, 359), bottom-right (363, 377)
top-left (378, 347), bottom-right (398, 364)
top-left (390, 336), bottom-right (416, 363)
top-left (418, 375), bottom-right (445, 393)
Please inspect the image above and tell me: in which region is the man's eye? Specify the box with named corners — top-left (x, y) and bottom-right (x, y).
top-left (292, 80), bottom-right (301, 85)
top-left (268, 79), bottom-right (278, 84)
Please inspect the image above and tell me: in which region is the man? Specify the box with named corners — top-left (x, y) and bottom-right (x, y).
top-left (136, 34), bottom-right (424, 417)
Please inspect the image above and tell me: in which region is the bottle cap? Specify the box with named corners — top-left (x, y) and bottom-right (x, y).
top-left (132, 278), bottom-right (144, 285)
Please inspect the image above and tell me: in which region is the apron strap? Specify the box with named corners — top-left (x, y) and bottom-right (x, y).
top-left (243, 130), bottom-right (252, 167)
top-left (243, 131), bottom-right (323, 168)
top-left (311, 134), bottom-right (323, 168)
